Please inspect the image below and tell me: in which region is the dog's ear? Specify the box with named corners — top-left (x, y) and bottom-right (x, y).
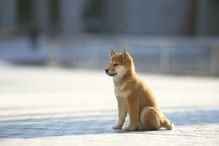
top-left (109, 48), bottom-right (116, 56)
top-left (122, 49), bottom-right (131, 60)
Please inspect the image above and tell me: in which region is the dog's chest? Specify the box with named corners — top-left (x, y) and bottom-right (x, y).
top-left (114, 82), bottom-right (130, 98)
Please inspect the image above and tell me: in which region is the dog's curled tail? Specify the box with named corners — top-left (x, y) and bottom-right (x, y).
top-left (162, 118), bottom-right (174, 130)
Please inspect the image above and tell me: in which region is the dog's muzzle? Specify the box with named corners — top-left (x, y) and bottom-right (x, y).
top-left (105, 69), bottom-right (117, 76)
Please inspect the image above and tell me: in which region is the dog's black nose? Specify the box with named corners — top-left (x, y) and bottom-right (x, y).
top-left (105, 69), bottom-right (109, 73)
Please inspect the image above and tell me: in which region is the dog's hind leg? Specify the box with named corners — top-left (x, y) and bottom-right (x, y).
top-left (139, 106), bottom-right (162, 130)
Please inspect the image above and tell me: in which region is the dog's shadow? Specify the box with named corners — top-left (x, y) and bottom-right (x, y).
top-left (0, 108), bottom-right (219, 139)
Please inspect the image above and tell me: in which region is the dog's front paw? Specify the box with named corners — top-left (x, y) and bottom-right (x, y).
top-left (113, 124), bottom-right (122, 129)
top-left (123, 125), bottom-right (136, 131)
top-left (123, 127), bottom-right (130, 131)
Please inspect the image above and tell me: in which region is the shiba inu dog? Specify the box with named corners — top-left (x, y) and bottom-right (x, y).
top-left (105, 48), bottom-right (173, 131)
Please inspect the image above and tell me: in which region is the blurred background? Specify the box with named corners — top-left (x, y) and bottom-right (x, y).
top-left (1, 1), bottom-right (219, 144)
top-left (0, 0), bottom-right (219, 76)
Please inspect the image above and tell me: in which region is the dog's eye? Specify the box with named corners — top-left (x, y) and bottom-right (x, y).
top-left (114, 63), bottom-right (119, 66)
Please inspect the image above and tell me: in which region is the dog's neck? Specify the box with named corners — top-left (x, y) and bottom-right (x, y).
top-left (113, 68), bottom-right (136, 85)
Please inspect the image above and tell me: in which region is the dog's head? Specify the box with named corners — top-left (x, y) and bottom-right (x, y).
top-left (105, 48), bottom-right (135, 78)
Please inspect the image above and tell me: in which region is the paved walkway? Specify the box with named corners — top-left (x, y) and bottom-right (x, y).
top-left (0, 64), bottom-right (219, 146)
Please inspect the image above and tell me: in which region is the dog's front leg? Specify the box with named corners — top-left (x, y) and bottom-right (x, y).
top-left (113, 99), bottom-right (127, 129)
top-left (124, 97), bottom-right (139, 131)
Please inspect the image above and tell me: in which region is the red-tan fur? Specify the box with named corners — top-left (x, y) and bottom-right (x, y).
top-left (105, 49), bottom-right (173, 131)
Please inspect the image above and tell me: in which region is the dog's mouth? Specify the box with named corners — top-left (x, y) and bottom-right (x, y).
top-left (108, 72), bottom-right (117, 76)
top-left (105, 69), bottom-right (117, 76)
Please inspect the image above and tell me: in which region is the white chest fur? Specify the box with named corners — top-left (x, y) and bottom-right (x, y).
top-left (114, 82), bottom-right (130, 98)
